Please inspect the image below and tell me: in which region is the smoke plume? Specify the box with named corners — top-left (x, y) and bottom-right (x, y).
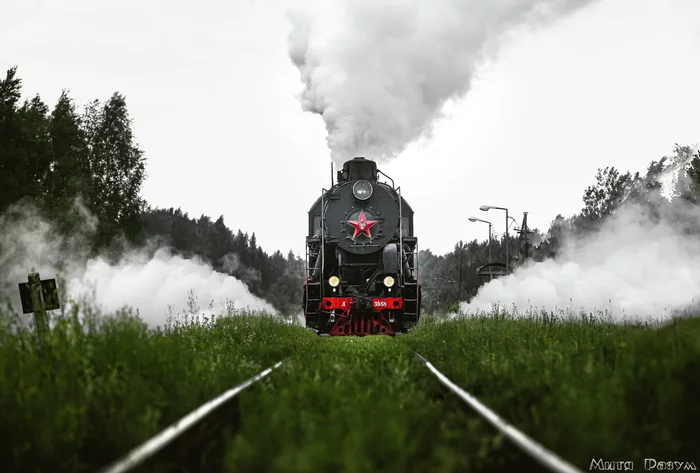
top-left (287, 0), bottom-right (598, 166)
top-left (0, 199), bottom-right (276, 328)
top-left (460, 196), bottom-right (700, 323)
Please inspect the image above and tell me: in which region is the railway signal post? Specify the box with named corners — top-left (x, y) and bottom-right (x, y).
top-left (18, 272), bottom-right (60, 337)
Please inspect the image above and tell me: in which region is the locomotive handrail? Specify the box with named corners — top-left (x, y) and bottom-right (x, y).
top-left (377, 169), bottom-right (394, 188)
top-left (398, 185), bottom-right (403, 278)
top-left (413, 238), bottom-right (419, 321)
top-left (98, 360), bottom-right (286, 473)
top-left (321, 188), bottom-right (326, 294)
top-left (413, 352), bottom-right (583, 473)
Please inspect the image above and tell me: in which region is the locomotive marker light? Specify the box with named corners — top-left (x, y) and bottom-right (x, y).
top-left (352, 180), bottom-right (373, 200)
top-left (383, 276), bottom-right (395, 287)
top-left (328, 276), bottom-right (340, 287)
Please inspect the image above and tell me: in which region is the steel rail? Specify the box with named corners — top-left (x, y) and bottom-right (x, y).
top-left (413, 352), bottom-right (583, 473)
top-left (98, 360), bottom-right (285, 473)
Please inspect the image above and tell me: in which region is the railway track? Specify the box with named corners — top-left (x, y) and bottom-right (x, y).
top-left (97, 342), bottom-right (583, 473)
top-left (98, 361), bottom-right (285, 473)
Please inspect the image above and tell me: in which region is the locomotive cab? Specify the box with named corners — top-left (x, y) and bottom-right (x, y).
top-left (304, 157), bottom-right (421, 336)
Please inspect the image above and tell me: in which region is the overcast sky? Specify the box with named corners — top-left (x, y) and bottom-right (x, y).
top-left (3, 0), bottom-right (699, 258)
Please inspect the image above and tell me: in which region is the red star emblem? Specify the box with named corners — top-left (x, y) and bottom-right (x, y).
top-left (347, 209), bottom-right (378, 239)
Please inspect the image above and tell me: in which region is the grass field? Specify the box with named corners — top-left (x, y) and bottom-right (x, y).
top-left (1, 300), bottom-right (698, 473)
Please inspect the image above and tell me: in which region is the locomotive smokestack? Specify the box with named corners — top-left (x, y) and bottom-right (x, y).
top-left (341, 157), bottom-right (378, 183)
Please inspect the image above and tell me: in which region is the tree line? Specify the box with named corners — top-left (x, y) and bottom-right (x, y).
top-left (0, 67), bottom-right (146, 252)
top-left (2, 66), bottom-right (699, 315)
top-left (0, 67), bottom-right (306, 314)
top-left (140, 207), bottom-right (304, 313)
top-left (417, 144), bottom-right (700, 312)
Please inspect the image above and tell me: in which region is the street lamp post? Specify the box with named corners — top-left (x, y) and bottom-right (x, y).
top-left (468, 217), bottom-right (492, 263)
top-left (480, 205), bottom-right (510, 273)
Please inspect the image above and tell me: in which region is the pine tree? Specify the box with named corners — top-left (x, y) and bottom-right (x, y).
top-left (0, 67), bottom-right (53, 212)
top-left (83, 93), bottom-right (147, 249)
top-left (0, 67), bottom-right (24, 213)
top-left (44, 91), bottom-right (92, 228)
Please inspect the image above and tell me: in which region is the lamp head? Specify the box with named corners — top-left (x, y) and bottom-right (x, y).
top-left (468, 217), bottom-right (477, 222)
top-left (479, 205), bottom-right (490, 211)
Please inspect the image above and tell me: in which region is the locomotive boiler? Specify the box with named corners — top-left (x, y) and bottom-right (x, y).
top-left (303, 157), bottom-right (421, 336)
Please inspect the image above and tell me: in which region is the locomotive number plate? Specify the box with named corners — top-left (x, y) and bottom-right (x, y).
top-left (373, 300), bottom-right (388, 307)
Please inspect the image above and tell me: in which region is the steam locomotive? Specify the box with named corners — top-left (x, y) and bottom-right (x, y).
top-left (303, 157), bottom-right (421, 336)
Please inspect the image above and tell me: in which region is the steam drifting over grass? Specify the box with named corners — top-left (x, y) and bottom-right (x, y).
top-left (460, 199), bottom-right (700, 321)
top-left (0, 198), bottom-right (276, 328)
top-left (65, 248), bottom-right (276, 327)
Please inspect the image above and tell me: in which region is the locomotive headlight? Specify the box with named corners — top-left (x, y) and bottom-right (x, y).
top-left (383, 276), bottom-right (395, 288)
top-left (328, 276), bottom-right (340, 287)
top-left (352, 180), bottom-right (373, 200)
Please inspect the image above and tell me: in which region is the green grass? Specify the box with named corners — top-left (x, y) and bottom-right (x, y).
top-left (0, 301), bottom-right (312, 473)
top-left (403, 313), bottom-right (700, 468)
top-left (221, 335), bottom-right (520, 473)
top-left (1, 299), bottom-right (698, 473)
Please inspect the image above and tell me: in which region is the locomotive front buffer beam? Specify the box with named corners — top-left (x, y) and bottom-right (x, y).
top-left (321, 297), bottom-right (403, 336)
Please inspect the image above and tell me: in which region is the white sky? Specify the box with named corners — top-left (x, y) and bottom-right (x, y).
top-left (3, 0), bottom-right (699, 258)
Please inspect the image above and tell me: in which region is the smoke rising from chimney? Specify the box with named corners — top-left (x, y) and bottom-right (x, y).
top-left (287, 0), bottom-right (598, 166)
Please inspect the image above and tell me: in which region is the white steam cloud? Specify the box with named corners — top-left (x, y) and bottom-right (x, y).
top-left (65, 249), bottom-right (276, 326)
top-left (460, 198), bottom-right (700, 322)
top-left (288, 0), bottom-right (598, 166)
top-left (0, 199), bottom-right (276, 327)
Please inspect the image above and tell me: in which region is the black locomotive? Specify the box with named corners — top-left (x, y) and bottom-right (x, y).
top-left (303, 157), bottom-right (421, 335)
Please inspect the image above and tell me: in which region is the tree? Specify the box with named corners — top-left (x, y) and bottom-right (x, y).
top-left (43, 91), bottom-right (93, 232)
top-left (684, 152), bottom-right (700, 202)
top-left (287, 250), bottom-right (297, 274)
top-left (581, 166), bottom-right (633, 221)
top-left (0, 67), bottom-right (53, 213)
top-left (17, 95), bottom-right (52, 201)
top-left (0, 67), bottom-right (25, 212)
top-left (535, 214), bottom-right (570, 260)
top-left (631, 158), bottom-right (671, 222)
top-left (453, 240), bottom-right (469, 301)
top-left (83, 93), bottom-right (147, 249)
top-left (671, 145), bottom-right (700, 204)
